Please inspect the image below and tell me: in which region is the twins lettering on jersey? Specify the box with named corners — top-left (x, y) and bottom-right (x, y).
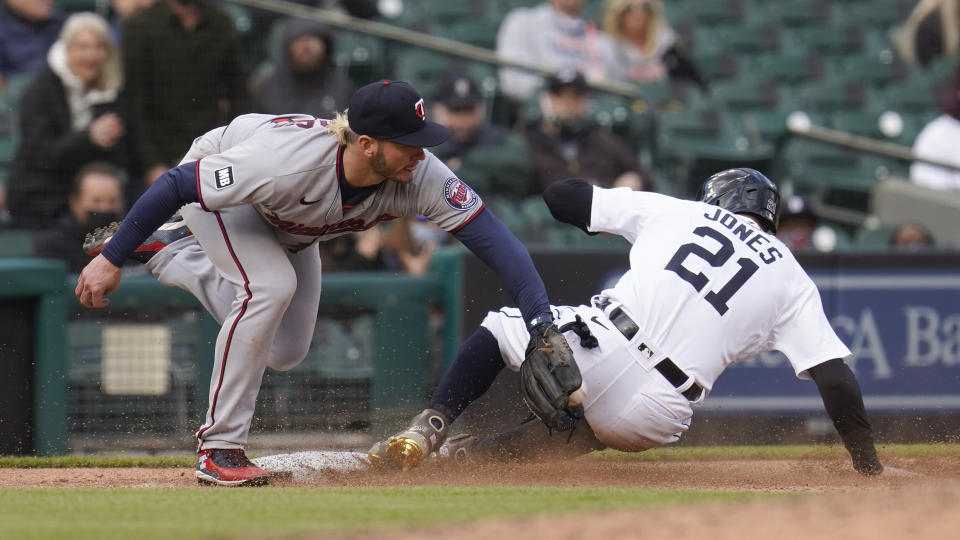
top-left (443, 177), bottom-right (479, 210)
top-left (262, 210), bottom-right (397, 237)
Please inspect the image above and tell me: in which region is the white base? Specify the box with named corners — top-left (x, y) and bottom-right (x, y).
top-left (251, 451), bottom-right (372, 483)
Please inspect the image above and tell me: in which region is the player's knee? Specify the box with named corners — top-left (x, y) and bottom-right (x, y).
top-left (248, 275), bottom-right (298, 314)
top-left (267, 339), bottom-right (311, 372)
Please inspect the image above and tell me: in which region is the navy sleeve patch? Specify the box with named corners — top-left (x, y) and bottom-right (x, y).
top-left (443, 177), bottom-right (479, 211)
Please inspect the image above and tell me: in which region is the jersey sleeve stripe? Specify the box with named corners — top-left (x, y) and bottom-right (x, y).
top-left (195, 159), bottom-right (209, 212)
top-left (450, 203), bottom-right (486, 233)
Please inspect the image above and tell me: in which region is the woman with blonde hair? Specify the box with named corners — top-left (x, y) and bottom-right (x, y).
top-left (8, 12), bottom-right (128, 227)
top-left (603, 0), bottom-right (706, 89)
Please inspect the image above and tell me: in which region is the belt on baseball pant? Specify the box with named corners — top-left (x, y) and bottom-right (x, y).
top-left (604, 305), bottom-right (704, 402)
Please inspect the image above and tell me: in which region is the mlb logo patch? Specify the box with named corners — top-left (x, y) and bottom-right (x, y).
top-left (214, 166), bottom-right (235, 190)
top-left (443, 177), bottom-right (479, 211)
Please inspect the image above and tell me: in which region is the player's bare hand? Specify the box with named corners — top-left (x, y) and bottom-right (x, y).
top-left (75, 254), bottom-right (122, 308)
top-left (89, 113), bottom-right (125, 149)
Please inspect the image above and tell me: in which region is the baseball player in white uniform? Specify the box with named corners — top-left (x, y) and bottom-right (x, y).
top-left (75, 80), bottom-right (572, 486)
top-left (372, 169), bottom-right (884, 476)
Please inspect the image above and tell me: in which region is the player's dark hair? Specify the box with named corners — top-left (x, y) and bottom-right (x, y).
top-left (696, 168), bottom-right (781, 234)
top-left (72, 161), bottom-right (123, 197)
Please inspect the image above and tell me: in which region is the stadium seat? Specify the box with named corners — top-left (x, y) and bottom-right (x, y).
top-left (797, 79), bottom-right (868, 114)
top-left (833, 53), bottom-right (909, 89)
top-left (789, 25), bottom-right (865, 57)
top-left (335, 33), bottom-right (388, 85)
top-left (0, 229), bottom-right (34, 257)
top-left (710, 78), bottom-right (780, 113)
top-left (853, 224), bottom-right (897, 250)
top-left (746, 51), bottom-right (828, 85)
top-left (677, 0), bottom-right (748, 26)
top-left (754, 0), bottom-right (832, 28)
top-left (835, 0), bottom-right (912, 31)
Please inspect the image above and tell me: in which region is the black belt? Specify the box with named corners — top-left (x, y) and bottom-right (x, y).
top-left (606, 306), bottom-right (704, 402)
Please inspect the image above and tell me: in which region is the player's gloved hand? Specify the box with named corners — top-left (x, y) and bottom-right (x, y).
top-left (520, 323), bottom-right (585, 432)
top-left (367, 408), bottom-right (451, 471)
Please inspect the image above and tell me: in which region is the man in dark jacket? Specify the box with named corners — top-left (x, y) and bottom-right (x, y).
top-left (122, 0), bottom-right (248, 194)
top-left (0, 0), bottom-right (63, 83)
top-left (524, 69), bottom-right (652, 196)
top-left (250, 17), bottom-right (354, 118)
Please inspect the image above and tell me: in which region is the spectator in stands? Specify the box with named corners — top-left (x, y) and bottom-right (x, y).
top-left (910, 64), bottom-right (960, 191)
top-left (7, 12), bottom-right (126, 229)
top-left (0, 0), bottom-right (64, 89)
top-left (523, 69), bottom-right (652, 196)
top-left (602, 0), bottom-right (707, 91)
top-left (108, 0), bottom-right (154, 44)
top-left (430, 73), bottom-right (530, 199)
top-left (776, 195), bottom-right (842, 252)
top-left (892, 0), bottom-right (960, 68)
top-left (123, 0), bottom-right (248, 194)
top-left (35, 162), bottom-right (125, 272)
top-left (890, 222), bottom-right (936, 250)
top-left (496, 0), bottom-right (616, 103)
top-left (250, 18), bottom-right (354, 118)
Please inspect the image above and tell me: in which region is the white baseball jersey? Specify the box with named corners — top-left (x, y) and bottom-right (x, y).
top-left (480, 186), bottom-right (850, 451)
top-left (191, 113), bottom-right (483, 251)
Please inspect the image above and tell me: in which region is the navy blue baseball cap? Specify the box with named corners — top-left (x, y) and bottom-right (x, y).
top-left (347, 80), bottom-right (451, 147)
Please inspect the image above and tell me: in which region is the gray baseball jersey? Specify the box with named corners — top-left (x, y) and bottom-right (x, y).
top-left (480, 186), bottom-right (850, 451)
top-left (191, 113), bottom-right (483, 250)
top-left (151, 113), bottom-right (484, 451)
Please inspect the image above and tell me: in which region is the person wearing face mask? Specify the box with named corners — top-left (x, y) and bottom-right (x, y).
top-left (7, 12), bottom-right (127, 230)
top-left (35, 162), bottom-right (125, 273)
top-left (523, 69), bottom-right (653, 197)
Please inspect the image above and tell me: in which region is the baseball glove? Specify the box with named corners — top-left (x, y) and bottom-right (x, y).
top-left (520, 324), bottom-right (584, 431)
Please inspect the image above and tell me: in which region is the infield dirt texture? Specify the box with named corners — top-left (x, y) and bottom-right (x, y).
top-left (1, 446), bottom-right (958, 539)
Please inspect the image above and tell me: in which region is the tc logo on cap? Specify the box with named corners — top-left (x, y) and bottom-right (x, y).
top-left (414, 98), bottom-right (425, 120)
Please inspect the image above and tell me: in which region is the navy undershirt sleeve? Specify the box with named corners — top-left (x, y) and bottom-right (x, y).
top-left (101, 161), bottom-right (200, 266)
top-left (452, 208), bottom-right (551, 329)
top-left (542, 178), bottom-right (596, 235)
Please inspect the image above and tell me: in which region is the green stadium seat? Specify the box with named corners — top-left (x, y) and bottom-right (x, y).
top-left (754, 0), bottom-right (833, 28)
top-left (746, 51), bottom-right (828, 84)
top-left (789, 25), bottom-right (865, 57)
top-left (677, 0), bottom-right (747, 26)
top-left (434, 18), bottom-right (500, 49)
top-left (833, 54), bottom-right (909, 89)
top-left (797, 79), bottom-right (868, 114)
top-left (880, 75), bottom-right (941, 117)
top-left (835, 1), bottom-right (911, 30)
top-left (0, 229), bottom-right (35, 257)
top-left (710, 79), bottom-right (780, 113)
top-left (854, 224), bottom-right (897, 249)
top-left (335, 33), bottom-right (388, 85)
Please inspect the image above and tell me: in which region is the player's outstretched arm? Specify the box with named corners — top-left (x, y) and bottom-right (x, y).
top-left (808, 359), bottom-right (884, 476)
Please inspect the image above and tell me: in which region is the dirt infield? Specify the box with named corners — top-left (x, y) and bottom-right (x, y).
top-left (2, 454), bottom-right (958, 539)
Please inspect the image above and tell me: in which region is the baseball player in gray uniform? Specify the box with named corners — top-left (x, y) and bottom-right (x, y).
top-left (75, 80), bottom-right (572, 486)
top-left (372, 169), bottom-right (885, 476)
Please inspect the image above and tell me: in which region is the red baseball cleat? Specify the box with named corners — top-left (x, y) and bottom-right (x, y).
top-left (83, 214), bottom-right (192, 264)
top-left (195, 449), bottom-right (270, 487)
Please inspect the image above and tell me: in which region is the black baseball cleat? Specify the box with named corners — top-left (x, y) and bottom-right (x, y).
top-left (83, 214), bottom-right (192, 264)
top-left (195, 448), bottom-right (270, 487)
